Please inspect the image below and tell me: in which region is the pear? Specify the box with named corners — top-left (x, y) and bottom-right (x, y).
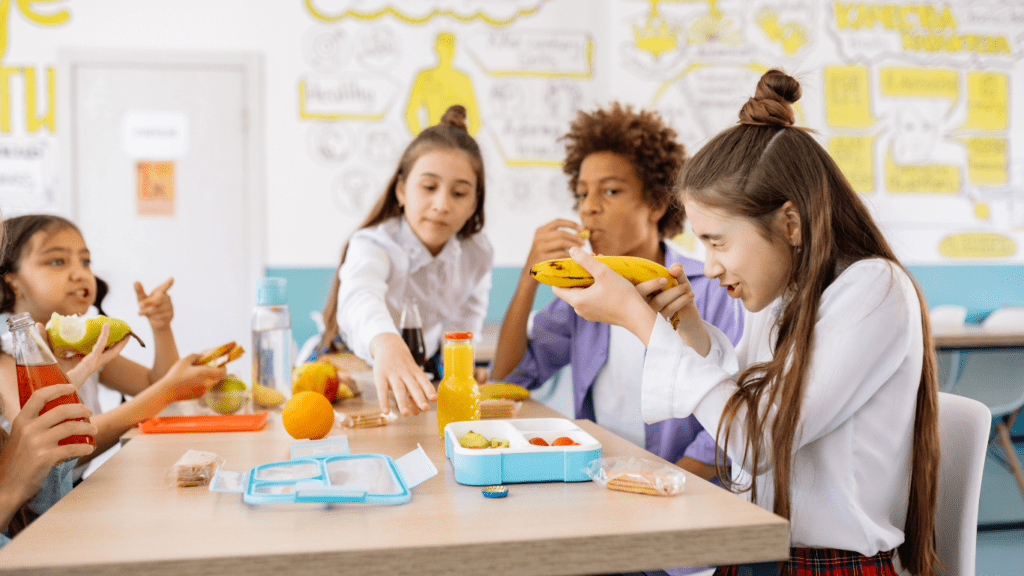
top-left (206, 375), bottom-right (247, 414)
top-left (46, 312), bottom-right (145, 357)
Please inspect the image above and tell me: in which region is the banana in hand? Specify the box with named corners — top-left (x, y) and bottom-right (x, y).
top-left (530, 255), bottom-right (682, 328)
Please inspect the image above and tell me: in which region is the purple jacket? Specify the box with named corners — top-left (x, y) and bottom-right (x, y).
top-left (503, 244), bottom-right (744, 470)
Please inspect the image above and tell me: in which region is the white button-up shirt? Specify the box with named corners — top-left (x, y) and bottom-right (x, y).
top-left (336, 217), bottom-right (493, 364)
top-left (642, 258), bottom-right (923, 556)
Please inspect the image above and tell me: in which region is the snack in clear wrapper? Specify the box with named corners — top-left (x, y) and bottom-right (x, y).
top-left (168, 449), bottom-right (224, 487)
top-left (584, 456), bottom-right (685, 496)
top-left (341, 409), bottom-right (397, 429)
top-left (480, 399), bottom-right (521, 419)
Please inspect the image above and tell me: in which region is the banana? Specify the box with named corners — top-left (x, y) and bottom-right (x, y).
top-left (530, 255), bottom-right (681, 328)
top-left (479, 382), bottom-right (530, 401)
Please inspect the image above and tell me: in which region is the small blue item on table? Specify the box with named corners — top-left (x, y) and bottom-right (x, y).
top-left (482, 485), bottom-right (508, 498)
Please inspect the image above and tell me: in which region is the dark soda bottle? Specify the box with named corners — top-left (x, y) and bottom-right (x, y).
top-left (400, 298), bottom-right (426, 368)
top-left (8, 312), bottom-right (95, 447)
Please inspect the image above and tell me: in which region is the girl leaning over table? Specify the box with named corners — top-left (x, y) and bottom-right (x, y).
top-left (552, 69), bottom-right (939, 576)
top-left (316, 105), bottom-right (492, 418)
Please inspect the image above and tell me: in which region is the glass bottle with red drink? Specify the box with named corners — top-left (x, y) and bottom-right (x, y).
top-left (400, 297), bottom-right (426, 369)
top-left (8, 311), bottom-right (95, 447)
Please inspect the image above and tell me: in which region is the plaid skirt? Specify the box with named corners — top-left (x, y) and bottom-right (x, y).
top-left (714, 548), bottom-right (897, 576)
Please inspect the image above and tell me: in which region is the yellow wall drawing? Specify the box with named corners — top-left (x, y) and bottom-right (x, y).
top-left (405, 32), bottom-right (480, 135)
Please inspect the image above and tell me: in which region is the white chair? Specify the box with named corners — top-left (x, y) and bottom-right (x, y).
top-left (896, 393), bottom-right (990, 576)
top-left (944, 307), bottom-right (1024, 504)
top-left (936, 392), bottom-right (992, 575)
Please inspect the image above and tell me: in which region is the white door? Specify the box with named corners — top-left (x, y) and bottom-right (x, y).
top-left (60, 51), bottom-right (263, 373)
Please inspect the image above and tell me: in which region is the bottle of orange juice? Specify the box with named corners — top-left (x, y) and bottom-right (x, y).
top-left (436, 331), bottom-right (480, 438)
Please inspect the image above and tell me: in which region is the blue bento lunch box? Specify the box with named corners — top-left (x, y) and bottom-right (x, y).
top-left (444, 418), bottom-right (602, 486)
top-left (209, 436), bottom-right (437, 505)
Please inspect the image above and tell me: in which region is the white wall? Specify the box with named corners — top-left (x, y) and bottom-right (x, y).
top-left (1, 0), bottom-right (1023, 270)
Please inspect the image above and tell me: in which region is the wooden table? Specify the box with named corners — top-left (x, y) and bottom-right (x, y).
top-left (0, 397), bottom-right (789, 576)
top-left (933, 324), bottom-right (1024, 351)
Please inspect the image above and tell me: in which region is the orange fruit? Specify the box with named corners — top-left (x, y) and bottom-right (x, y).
top-left (282, 391), bottom-right (335, 440)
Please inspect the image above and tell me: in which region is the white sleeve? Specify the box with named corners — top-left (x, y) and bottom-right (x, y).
top-left (336, 236), bottom-right (399, 362)
top-left (643, 261), bottom-right (917, 473)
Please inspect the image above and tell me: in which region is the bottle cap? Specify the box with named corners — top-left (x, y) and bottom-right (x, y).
top-left (444, 331), bottom-right (473, 340)
top-left (255, 277), bottom-right (287, 306)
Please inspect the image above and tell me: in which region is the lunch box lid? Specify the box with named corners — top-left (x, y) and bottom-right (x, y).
top-left (209, 437), bottom-right (437, 505)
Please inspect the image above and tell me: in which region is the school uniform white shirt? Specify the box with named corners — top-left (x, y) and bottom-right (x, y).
top-left (642, 258), bottom-right (922, 556)
top-left (337, 217), bottom-right (493, 365)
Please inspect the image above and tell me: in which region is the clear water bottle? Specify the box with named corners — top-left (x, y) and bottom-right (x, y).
top-left (252, 277), bottom-right (293, 407)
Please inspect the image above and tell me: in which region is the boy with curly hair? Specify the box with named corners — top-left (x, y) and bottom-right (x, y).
top-left (491, 102), bottom-right (743, 487)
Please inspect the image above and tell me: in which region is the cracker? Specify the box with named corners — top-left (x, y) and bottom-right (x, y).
top-left (173, 449), bottom-right (218, 487)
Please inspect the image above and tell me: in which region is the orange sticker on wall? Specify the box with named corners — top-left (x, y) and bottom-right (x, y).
top-left (136, 161), bottom-right (175, 216)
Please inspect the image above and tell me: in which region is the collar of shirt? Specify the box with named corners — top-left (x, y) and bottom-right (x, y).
top-left (397, 217), bottom-right (462, 274)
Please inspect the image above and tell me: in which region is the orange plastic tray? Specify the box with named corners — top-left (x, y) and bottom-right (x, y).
top-left (138, 412), bottom-right (269, 434)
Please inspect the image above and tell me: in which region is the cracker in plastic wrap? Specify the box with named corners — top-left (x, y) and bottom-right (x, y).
top-left (168, 449), bottom-right (224, 488)
top-left (584, 456), bottom-right (685, 496)
top-left (341, 409), bottom-right (398, 429)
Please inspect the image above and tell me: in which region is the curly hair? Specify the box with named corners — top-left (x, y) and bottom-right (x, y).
top-left (561, 103), bottom-right (687, 238)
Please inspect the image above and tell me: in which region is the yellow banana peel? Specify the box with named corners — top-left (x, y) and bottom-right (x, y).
top-left (479, 382), bottom-right (530, 401)
top-left (530, 255), bottom-right (681, 328)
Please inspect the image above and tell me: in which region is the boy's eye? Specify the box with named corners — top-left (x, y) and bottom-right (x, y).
top-left (47, 258), bottom-right (65, 266)
top-left (82, 259), bottom-right (92, 267)
top-left (603, 188), bottom-right (619, 196)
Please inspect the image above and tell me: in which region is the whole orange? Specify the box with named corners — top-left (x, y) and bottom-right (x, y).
top-left (282, 391), bottom-right (335, 440)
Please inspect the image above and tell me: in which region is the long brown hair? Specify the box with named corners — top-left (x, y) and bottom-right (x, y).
top-left (0, 215), bottom-right (110, 316)
top-left (318, 105), bottom-right (486, 353)
top-left (680, 70), bottom-right (938, 575)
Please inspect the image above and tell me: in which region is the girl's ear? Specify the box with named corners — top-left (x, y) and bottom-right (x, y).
top-left (778, 201), bottom-right (802, 247)
top-left (395, 180), bottom-right (406, 208)
top-left (3, 273), bottom-right (21, 300)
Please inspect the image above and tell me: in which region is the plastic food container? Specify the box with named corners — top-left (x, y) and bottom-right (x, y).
top-left (444, 418), bottom-right (602, 486)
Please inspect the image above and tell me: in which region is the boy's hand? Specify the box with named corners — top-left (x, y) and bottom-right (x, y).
top-left (135, 278), bottom-right (175, 331)
top-left (523, 219), bottom-right (586, 275)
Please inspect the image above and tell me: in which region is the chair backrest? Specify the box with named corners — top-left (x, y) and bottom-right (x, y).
top-left (981, 306), bottom-right (1024, 331)
top-left (933, 392), bottom-right (991, 576)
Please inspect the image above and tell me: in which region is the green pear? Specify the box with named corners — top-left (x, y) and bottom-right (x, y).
top-left (46, 312), bottom-right (145, 357)
top-left (206, 375), bottom-right (247, 414)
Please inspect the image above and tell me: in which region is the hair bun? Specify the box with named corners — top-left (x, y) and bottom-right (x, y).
top-left (439, 105), bottom-right (469, 132)
top-left (738, 69), bottom-right (801, 127)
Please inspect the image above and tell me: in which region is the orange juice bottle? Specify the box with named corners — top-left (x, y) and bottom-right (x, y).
top-left (436, 331), bottom-right (480, 438)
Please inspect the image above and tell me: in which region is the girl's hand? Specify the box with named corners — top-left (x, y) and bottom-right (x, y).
top-left (552, 248), bottom-right (656, 341)
top-left (524, 219), bottom-right (586, 273)
top-left (156, 354), bottom-right (226, 402)
top-left (47, 323), bottom-right (129, 390)
top-left (369, 333), bottom-right (436, 417)
top-left (0, 385), bottom-right (96, 505)
top-left (135, 278), bottom-right (175, 331)
top-left (637, 262), bottom-right (701, 330)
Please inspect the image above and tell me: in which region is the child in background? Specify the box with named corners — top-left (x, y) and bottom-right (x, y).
top-left (553, 70), bottom-right (939, 575)
top-left (491, 104), bottom-right (742, 486)
top-left (0, 215), bottom-right (225, 480)
top-left (317, 105), bottom-right (492, 417)
top-left (0, 326), bottom-right (124, 548)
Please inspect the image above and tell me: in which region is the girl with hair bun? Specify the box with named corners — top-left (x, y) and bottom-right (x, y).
top-left (317, 105), bottom-right (492, 417)
top-left (551, 70), bottom-right (939, 576)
